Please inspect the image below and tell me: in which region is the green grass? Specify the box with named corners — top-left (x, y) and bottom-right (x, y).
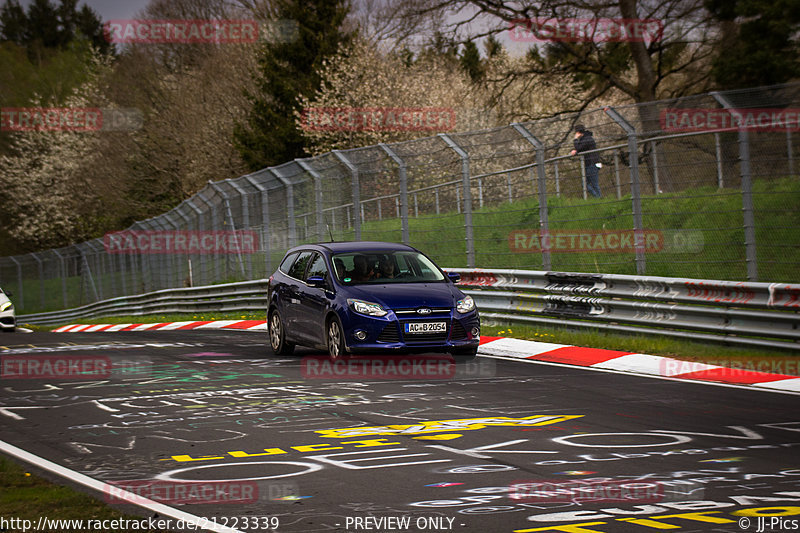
top-left (0, 455), bottom-right (170, 532)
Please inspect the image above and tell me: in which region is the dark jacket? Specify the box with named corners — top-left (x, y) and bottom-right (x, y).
top-left (573, 130), bottom-right (600, 166)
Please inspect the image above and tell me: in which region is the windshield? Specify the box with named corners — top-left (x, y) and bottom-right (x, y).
top-left (332, 251), bottom-right (446, 284)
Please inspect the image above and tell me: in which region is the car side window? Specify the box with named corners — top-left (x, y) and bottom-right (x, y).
top-left (279, 252), bottom-right (298, 274)
top-left (305, 253), bottom-right (328, 281)
top-left (287, 251), bottom-right (313, 280)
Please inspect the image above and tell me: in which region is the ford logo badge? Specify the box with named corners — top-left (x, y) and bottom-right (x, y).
top-left (417, 307), bottom-right (432, 315)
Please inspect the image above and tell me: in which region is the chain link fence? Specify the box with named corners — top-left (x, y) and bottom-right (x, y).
top-left (2, 83), bottom-right (799, 313)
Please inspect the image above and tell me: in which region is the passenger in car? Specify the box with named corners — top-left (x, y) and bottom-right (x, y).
top-left (376, 257), bottom-right (396, 279)
top-left (349, 255), bottom-right (375, 281)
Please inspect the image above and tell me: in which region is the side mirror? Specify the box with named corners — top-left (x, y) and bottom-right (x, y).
top-left (306, 276), bottom-right (326, 288)
top-left (447, 272), bottom-right (461, 283)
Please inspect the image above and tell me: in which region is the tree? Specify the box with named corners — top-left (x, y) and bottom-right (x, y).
top-left (298, 35), bottom-right (586, 155)
top-left (707, 0), bottom-right (800, 89)
top-left (384, 0), bottom-right (718, 126)
top-left (234, 0), bottom-right (354, 170)
top-left (460, 40), bottom-right (483, 81)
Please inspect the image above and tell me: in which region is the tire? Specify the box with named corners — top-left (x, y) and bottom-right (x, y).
top-left (326, 315), bottom-right (347, 359)
top-left (268, 310), bottom-right (294, 356)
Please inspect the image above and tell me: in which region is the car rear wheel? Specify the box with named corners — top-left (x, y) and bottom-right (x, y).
top-left (269, 310), bottom-right (294, 355)
top-left (326, 316), bottom-right (346, 359)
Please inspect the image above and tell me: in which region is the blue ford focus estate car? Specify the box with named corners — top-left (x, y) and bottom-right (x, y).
top-left (267, 242), bottom-right (480, 357)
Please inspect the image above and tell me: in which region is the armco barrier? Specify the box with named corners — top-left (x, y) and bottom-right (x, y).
top-left (18, 269), bottom-right (799, 350)
top-left (451, 269), bottom-right (799, 351)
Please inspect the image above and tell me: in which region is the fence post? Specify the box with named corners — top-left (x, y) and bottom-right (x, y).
top-left (79, 242), bottom-right (100, 302)
top-left (173, 204), bottom-right (195, 286)
top-left (438, 133), bottom-right (475, 267)
top-left (209, 181), bottom-right (246, 279)
top-left (512, 123), bottom-right (551, 270)
top-left (30, 253), bottom-right (44, 310)
top-left (244, 175), bottom-right (272, 274)
top-left (554, 160), bottom-right (561, 197)
top-left (8, 257), bottom-right (22, 311)
top-left (614, 149), bottom-right (622, 198)
top-left (378, 143), bottom-right (410, 244)
top-left (269, 168), bottom-right (297, 248)
top-left (184, 198), bottom-right (204, 285)
top-left (605, 106), bottom-right (646, 275)
top-left (195, 189), bottom-right (221, 283)
top-left (51, 249), bottom-right (68, 308)
top-left (650, 141), bottom-right (661, 194)
top-left (332, 150), bottom-right (360, 240)
top-left (580, 154), bottom-right (588, 200)
top-left (715, 132), bottom-right (724, 189)
top-left (226, 179), bottom-right (254, 279)
top-left (712, 91), bottom-right (758, 281)
top-left (295, 159), bottom-right (325, 242)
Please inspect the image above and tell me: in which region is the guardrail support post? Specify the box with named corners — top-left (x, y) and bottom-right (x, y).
top-left (379, 143), bottom-right (410, 244)
top-left (438, 133), bottom-right (475, 268)
top-left (605, 106), bottom-right (646, 275)
top-left (712, 91), bottom-right (758, 281)
top-left (512, 123), bottom-right (552, 270)
top-left (332, 150), bottom-right (360, 240)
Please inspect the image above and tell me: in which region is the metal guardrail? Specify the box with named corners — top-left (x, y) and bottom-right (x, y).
top-left (18, 269), bottom-right (800, 351)
top-left (450, 269), bottom-right (800, 351)
top-left (18, 280), bottom-right (269, 326)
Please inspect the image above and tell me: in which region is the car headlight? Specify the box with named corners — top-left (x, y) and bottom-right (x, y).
top-left (347, 298), bottom-right (387, 317)
top-left (456, 295), bottom-right (475, 313)
top-left (0, 302), bottom-right (12, 313)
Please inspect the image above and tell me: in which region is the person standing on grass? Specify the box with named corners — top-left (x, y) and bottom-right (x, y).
top-left (570, 124), bottom-right (602, 198)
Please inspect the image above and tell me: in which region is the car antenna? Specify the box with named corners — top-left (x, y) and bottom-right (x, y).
top-left (327, 224), bottom-right (335, 242)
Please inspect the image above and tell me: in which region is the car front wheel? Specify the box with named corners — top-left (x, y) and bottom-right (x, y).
top-left (269, 310), bottom-right (294, 355)
top-left (326, 316), bottom-right (347, 359)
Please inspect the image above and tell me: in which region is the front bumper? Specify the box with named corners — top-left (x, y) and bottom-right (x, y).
top-left (341, 310), bottom-right (480, 354)
top-left (0, 312), bottom-right (16, 330)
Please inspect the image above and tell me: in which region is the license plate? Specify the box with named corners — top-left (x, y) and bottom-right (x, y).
top-left (404, 322), bottom-right (447, 334)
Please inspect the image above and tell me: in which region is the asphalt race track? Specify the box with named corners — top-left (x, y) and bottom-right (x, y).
top-left (1, 329), bottom-right (799, 533)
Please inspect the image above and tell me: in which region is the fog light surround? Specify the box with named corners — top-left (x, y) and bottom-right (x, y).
top-left (471, 327), bottom-right (480, 338)
top-left (354, 329), bottom-right (368, 341)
